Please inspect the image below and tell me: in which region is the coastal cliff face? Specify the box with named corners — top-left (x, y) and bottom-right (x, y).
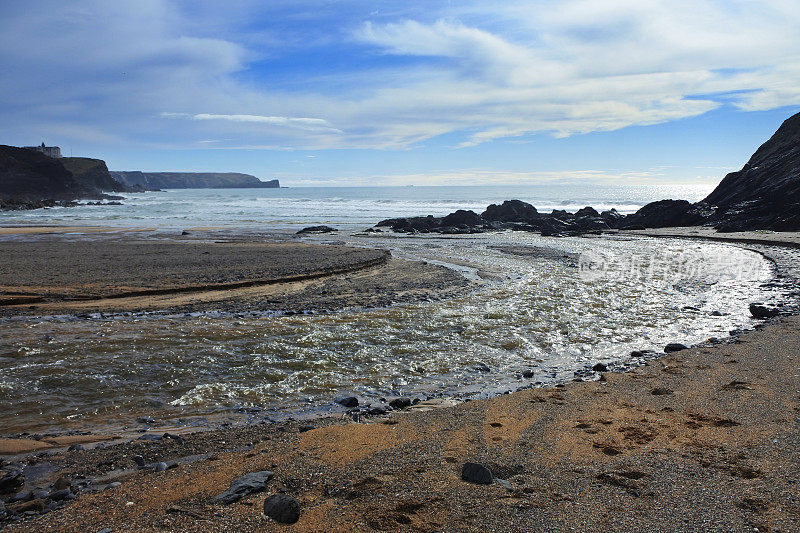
top-left (60, 157), bottom-right (136, 193)
top-left (110, 171), bottom-right (279, 190)
top-left (702, 111), bottom-right (800, 231)
top-left (0, 145), bottom-right (83, 208)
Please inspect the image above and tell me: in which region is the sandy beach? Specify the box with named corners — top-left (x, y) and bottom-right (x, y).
top-left (0, 228), bottom-right (796, 531)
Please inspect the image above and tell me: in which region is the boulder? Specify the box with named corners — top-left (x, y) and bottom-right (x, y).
top-left (441, 209), bottom-right (483, 227)
top-left (263, 493), bottom-right (301, 524)
top-left (335, 396), bottom-right (359, 408)
top-left (574, 206), bottom-right (600, 218)
top-left (749, 303), bottom-right (780, 318)
top-left (620, 200), bottom-right (698, 229)
top-left (664, 343), bottom-right (689, 353)
top-left (481, 200), bottom-right (539, 223)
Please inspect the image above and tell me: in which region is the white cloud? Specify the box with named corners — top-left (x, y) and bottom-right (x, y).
top-left (162, 113), bottom-right (342, 133)
top-left (1, 0), bottom-right (800, 152)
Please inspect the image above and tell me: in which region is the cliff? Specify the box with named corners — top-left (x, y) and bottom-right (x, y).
top-left (0, 145), bottom-right (83, 208)
top-left (702, 111), bottom-right (800, 231)
top-left (61, 157), bottom-right (137, 193)
top-left (110, 171), bottom-right (279, 190)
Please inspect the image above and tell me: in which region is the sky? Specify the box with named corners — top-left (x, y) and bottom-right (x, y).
top-left (1, 0), bottom-right (799, 186)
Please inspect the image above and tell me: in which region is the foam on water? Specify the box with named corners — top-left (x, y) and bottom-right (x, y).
top-left (0, 231), bottom-right (784, 434)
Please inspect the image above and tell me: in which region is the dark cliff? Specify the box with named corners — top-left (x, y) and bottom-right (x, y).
top-left (0, 145), bottom-right (83, 207)
top-left (702, 111), bottom-right (800, 231)
top-left (110, 171), bottom-right (279, 190)
top-left (61, 157), bottom-right (136, 193)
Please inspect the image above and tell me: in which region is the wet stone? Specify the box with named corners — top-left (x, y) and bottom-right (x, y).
top-left (335, 396), bottom-right (359, 408)
top-left (0, 471), bottom-right (24, 495)
top-left (664, 343), bottom-right (689, 353)
top-left (389, 398), bottom-right (412, 409)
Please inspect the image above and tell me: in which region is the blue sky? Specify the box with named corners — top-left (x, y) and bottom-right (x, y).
top-left (1, 0), bottom-right (799, 186)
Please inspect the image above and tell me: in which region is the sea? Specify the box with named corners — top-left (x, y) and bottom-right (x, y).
top-left (3, 183), bottom-right (791, 435)
top-left (0, 183), bottom-right (715, 231)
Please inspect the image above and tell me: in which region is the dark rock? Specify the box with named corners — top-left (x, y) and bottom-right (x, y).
top-left (749, 303), bottom-right (780, 318)
top-left (7, 498), bottom-right (45, 514)
top-left (137, 416), bottom-right (156, 424)
top-left (263, 493), bottom-right (301, 524)
top-left (474, 363), bottom-right (491, 373)
top-left (132, 455), bottom-right (146, 468)
top-left (441, 209), bottom-right (483, 227)
top-left (664, 343), bottom-right (689, 353)
top-left (600, 208), bottom-right (625, 228)
top-left (703, 111), bottom-right (800, 231)
top-left (137, 433), bottom-right (163, 441)
top-left (296, 225), bottom-right (338, 234)
top-left (52, 476), bottom-right (71, 491)
top-left (592, 363), bottom-right (608, 372)
top-left (0, 471), bottom-right (25, 494)
top-left (521, 370), bottom-right (535, 379)
top-left (163, 432), bottom-right (185, 444)
top-left (48, 489), bottom-right (75, 501)
top-left (481, 200), bottom-right (539, 223)
top-left (540, 218), bottom-right (578, 237)
top-left (620, 199), bottom-right (700, 229)
top-left (213, 471), bottom-right (274, 505)
top-left (68, 443), bottom-right (85, 451)
top-left (461, 462), bottom-right (493, 484)
top-left (389, 397), bottom-right (412, 409)
top-left (574, 206), bottom-right (600, 218)
top-left (335, 396), bottom-right (359, 408)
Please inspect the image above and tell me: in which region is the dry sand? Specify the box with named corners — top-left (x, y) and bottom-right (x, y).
top-left (1, 229), bottom-right (799, 532)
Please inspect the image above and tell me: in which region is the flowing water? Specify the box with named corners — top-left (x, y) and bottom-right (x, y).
top-left (0, 229), bottom-right (782, 435)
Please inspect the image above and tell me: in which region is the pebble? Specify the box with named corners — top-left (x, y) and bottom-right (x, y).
top-left (651, 387), bottom-right (674, 396)
top-left (591, 363), bottom-right (608, 372)
top-left (461, 462), bottom-right (493, 484)
top-left (521, 370), bottom-right (535, 378)
top-left (213, 471), bottom-right (274, 504)
top-left (68, 444), bottom-right (85, 451)
top-left (154, 462), bottom-right (168, 472)
top-left (263, 494), bottom-right (301, 524)
top-left (132, 455), bottom-right (146, 468)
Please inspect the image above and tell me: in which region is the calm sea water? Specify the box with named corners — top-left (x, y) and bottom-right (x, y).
top-left (0, 184), bottom-right (714, 230)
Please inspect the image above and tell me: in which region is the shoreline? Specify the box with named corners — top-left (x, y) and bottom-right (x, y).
top-left (1, 229), bottom-right (799, 530)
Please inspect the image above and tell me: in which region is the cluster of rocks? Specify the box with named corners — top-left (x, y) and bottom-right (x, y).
top-left (374, 111), bottom-right (800, 234)
top-left (334, 395), bottom-right (418, 417)
top-left (374, 199), bottom-right (697, 237)
top-left (0, 469), bottom-right (78, 521)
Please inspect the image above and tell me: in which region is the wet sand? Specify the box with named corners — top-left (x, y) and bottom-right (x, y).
top-left (0, 236), bottom-right (470, 315)
top-left (1, 230), bottom-right (799, 531)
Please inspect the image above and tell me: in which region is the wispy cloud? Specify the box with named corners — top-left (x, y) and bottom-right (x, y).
top-left (161, 113), bottom-right (342, 133)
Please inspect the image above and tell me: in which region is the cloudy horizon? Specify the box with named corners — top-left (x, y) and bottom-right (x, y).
top-left (1, 0), bottom-right (799, 186)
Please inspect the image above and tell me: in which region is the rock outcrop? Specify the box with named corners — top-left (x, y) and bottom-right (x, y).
top-left (0, 145), bottom-right (84, 209)
top-left (702, 111), bottom-right (800, 231)
top-left (111, 171), bottom-right (279, 190)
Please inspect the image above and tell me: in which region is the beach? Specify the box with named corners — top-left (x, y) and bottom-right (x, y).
top-left (0, 227), bottom-right (797, 531)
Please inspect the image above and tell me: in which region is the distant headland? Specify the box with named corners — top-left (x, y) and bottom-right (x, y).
top-left (0, 143), bottom-right (279, 210)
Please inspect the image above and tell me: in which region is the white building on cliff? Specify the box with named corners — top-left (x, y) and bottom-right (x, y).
top-left (24, 142), bottom-right (62, 158)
